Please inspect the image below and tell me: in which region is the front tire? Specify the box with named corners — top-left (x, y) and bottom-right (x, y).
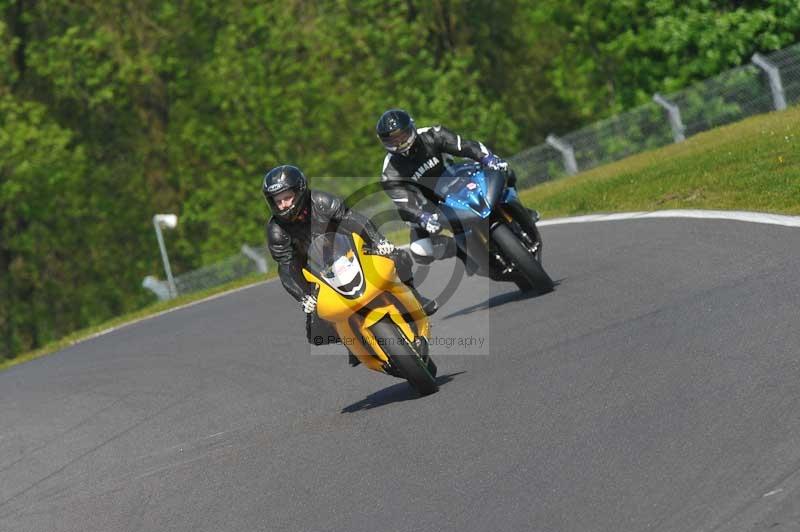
top-left (370, 318), bottom-right (438, 396)
top-left (491, 223), bottom-right (554, 294)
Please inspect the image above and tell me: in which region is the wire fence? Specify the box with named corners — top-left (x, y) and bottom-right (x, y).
top-left (145, 42), bottom-right (800, 299)
top-left (173, 251), bottom-right (269, 295)
top-left (143, 244), bottom-right (275, 300)
top-left (770, 44), bottom-right (800, 103)
top-left (510, 42), bottom-right (800, 188)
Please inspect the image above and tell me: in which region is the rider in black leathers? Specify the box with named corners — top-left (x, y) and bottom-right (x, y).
top-left (376, 109), bottom-right (527, 265)
top-left (263, 165), bottom-right (436, 366)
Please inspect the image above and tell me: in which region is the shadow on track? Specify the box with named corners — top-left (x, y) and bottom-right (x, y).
top-left (340, 372), bottom-right (464, 413)
top-left (442, 280), bottom-right (563, 320)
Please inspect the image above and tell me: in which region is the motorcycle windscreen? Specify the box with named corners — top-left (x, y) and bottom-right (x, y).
top-left (306, 233), bottom-right (365, 298)
top-left (435, 162), bottom-right (480, 197)
top-left (481, 169), bottom-right (505, 208)
top-left (437, 165), bottom-right (493, 218)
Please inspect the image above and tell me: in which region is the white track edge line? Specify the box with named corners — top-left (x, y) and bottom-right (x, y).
top-left (69, 209), bottom-right (800, 349)
top-left (538, 209), bottom-right (800, 228)
top-left (72, 279), bottom-right (278, 347)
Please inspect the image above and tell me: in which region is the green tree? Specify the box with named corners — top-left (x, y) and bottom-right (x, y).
top-left (546, 0), bottom-right (800, 121)
top-left (2, 0), bottom-right (798, 359)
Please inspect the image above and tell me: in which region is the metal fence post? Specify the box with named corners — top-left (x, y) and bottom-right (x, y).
top-left (751, 53), bottom-right (787, 111)
top-left (653, 93), bottom-right (686, 142)
top-left (545, 134), bottom-right (578, 175)
top-left (241, 244), bottom-right (269, 274)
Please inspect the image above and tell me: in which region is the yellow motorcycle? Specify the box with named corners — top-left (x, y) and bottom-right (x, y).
top-left (302, 231), bottom-right (438, 396)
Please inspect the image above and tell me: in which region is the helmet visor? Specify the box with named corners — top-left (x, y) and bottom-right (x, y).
top-left (266, 188), bottom-right (300, 218)
top-left (380, 127), bottom-right (416, 154)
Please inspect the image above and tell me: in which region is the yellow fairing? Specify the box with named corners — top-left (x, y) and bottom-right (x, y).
top-left (303, 233), bottom-right (396, 322)
top-left (302, 233), bottom-right (430, 373)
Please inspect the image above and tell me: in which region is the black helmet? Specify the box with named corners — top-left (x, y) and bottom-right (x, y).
top-left (262, 165), bottom-right (310, 222)
top-left (376, 109), bottom-right (417, 154)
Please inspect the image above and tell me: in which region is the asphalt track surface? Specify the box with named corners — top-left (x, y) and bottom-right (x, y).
top-left (2, 217), bottom-right (800, 532)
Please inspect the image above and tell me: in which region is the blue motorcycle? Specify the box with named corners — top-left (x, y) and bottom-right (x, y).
top-left (423, 162), bottom-right (554, 293)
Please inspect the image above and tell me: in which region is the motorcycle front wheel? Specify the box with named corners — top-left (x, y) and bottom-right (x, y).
top-left (491, 223), bottom-right (554, 294)
top-left (370, 317), bottom-right (438, 396)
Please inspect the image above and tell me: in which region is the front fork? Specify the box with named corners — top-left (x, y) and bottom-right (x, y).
top-left (499, 190), bottom-right (542, 261)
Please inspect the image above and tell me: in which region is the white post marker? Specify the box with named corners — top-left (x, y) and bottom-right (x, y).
top-left (153, 213), bottom-right (178, 298)
top-left (142, 275), bottom-right (172, 301)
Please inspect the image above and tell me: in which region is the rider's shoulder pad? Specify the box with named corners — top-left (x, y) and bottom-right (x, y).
top-left (311, 190), bottom-right (343, 217)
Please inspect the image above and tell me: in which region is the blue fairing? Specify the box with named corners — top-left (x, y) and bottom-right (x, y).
top-left (442, 169), bottom-right (493, 218)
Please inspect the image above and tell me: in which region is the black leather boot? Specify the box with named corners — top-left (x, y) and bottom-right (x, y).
top-left (404, 281), bottom-right (438, 316)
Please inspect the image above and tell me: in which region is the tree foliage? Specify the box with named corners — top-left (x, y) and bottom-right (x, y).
top-left (1, 0), bottom-right (798, 358)
top-left (545, 0), bottom-right (800, 119)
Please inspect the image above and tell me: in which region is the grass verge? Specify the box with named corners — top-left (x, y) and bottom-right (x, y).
top-left (519, 105), bottom-right (800, 217)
